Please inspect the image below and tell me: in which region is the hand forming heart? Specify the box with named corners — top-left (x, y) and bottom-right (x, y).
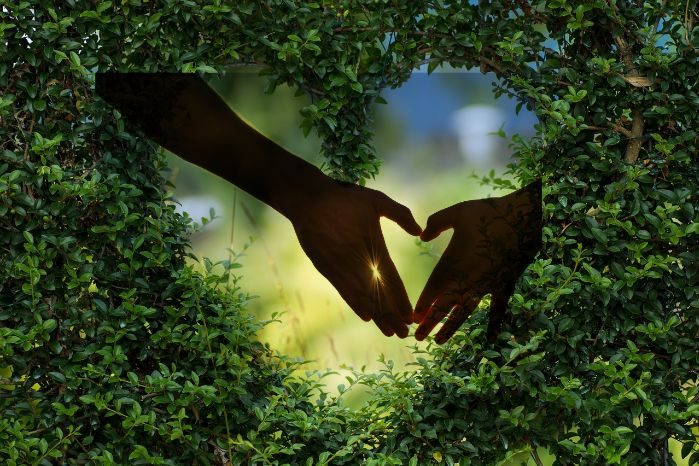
top-left (413, 180), bottom-right (543, 344)
top-left (96, 72), bottom-right (542, 344)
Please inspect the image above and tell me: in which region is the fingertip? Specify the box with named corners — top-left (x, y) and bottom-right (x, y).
top-left (373, 314), bottom-right (395, 337)
top-left (408, 220), bottom-right (423, 237)
top-left (395, 324), bottom-right (409, 339)
top-left (434, 327), bottom-right (456, 345)
top-left (388, 307), bottom-right (412, 338)
top-left (402, 209), bottom-right (423, 236)
top-left (415, 320), bottom-right (438, 341)
top-left (420, 209), bottom-right (452, 242)
top-left (419, 229), bottom-right (439, 242)
top-left (398, 209), bottom-right (423, 237)
top-left (385, 284), bottom-right (414, 327)
top-left (376, 194), bottom-right (423, 236)
top-left (382, 312), bottom-right (409, 339)
top-left (350, 302), bottom-right (372, 322)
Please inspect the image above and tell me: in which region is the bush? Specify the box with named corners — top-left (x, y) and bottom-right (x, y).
top-left (1, 1), bottom-right (697, 465)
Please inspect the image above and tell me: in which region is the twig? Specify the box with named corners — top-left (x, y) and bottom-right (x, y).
top-left (531, 445), bottom-right (545, 466)
top-left (221, 61), bottom-right (269, 71)
top-left (23, 114), bottom-right (36, 160)
top-left (25, 415), bottom-right (90, 437)
top-left (581, 123), bottom-right (633, 138)
top-left (560, 222), bottom-right (573, 234)
top-left (34, 430), bottom-right (77, 465)
top-left (26, 426), bottom-right (51, 436)
top-left (611, 119), bottom-right (634, 138)
top-left (480, 55), bottom-right (505, 76)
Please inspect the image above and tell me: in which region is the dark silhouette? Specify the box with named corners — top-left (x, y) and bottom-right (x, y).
top-left (96, 73), bottom-right (542, 344)
top-left (413, 179), bottom-right (543, 343)
top-left (96, 73), bottom-right (422, 338)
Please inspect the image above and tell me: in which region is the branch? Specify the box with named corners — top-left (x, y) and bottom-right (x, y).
top-left (221, 61), bottom-right (269, 70)
top-left (612, 35), bottom-right (638, 75)
top-left (624, 109), bottom-right (645, 164)
top-left (582, 122), bottom-right (633, 138)
top-left (612, 34), bottom-right (645, 164)
top-left (479, 55), bottom-right (505, 76)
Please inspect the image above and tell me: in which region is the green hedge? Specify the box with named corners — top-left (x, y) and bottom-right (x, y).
top-left (1, 1), bottom-right (697, 465)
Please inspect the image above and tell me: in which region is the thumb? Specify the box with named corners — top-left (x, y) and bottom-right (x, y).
top-left (420, 206), bottom-right (456, 242)
top-left (375, 192), bottom-right (422, 236)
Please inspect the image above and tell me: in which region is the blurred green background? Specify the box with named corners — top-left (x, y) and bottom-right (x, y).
top-left (164, 69), bottom-right (534, 399)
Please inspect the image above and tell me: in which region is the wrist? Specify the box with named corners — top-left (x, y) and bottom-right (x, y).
top-left (271, 166), bottom-right (339, 221)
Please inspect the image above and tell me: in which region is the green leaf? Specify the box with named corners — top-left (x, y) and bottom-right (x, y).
top-left (43, 319), bottom-right (57, 331)
top-left (590, 227), bottom-right (608, 243)
top-left (69, 51), bottom-right (81, 66)
top-left (305, 43), bottom-right (321, 53)
top-left (33, 99), bottom-right (46, 111)
top-left (196, 65), bottom-right (218, 73)
top-left (48, 371), bottom-right (66, 383)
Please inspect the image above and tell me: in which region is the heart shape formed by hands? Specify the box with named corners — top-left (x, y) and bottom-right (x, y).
top-left (291, 178), bottom-right (542, 344)
top-left (412, 179), bottom-right (543, 344)
top-left (95, 72), bottom-right (542, 345)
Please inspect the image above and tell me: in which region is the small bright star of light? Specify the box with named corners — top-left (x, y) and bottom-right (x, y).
top-left (370, 262), bottom-right (382, 281)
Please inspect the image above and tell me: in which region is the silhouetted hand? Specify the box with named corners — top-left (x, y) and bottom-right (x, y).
top-left (286, 180), bottom-right (422, 338)
top-left (414, 180), bottom-right (542, 344)
top-left (96, 73), bottom-right (421, 338)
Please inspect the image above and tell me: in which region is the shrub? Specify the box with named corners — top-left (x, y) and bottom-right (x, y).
top-left (1, 1), bottom-right (697, 465)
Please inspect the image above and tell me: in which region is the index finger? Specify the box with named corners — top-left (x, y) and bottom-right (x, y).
top-left (414, 253), bottom-right (458, 324)
top-left (434, 293), bottom-right (481, 344)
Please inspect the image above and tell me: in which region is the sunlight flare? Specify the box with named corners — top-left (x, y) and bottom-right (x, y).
top-left (370, 262), bottom-right (382, 282)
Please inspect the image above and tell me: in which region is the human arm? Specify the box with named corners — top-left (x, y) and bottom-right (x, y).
top-left (95, 73), bottom-right (422, 337)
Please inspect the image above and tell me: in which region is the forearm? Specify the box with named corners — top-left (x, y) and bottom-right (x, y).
top-left (95, 73), bottom-right (332, 217)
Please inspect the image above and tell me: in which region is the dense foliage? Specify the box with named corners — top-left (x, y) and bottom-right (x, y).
top-left (1, 1), bottom-right (697, 465)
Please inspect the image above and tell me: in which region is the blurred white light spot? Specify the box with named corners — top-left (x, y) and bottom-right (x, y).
top-left (450, 105), bottom-right (505, 167)
top-left (176, 195), bottom-right (223, 231)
